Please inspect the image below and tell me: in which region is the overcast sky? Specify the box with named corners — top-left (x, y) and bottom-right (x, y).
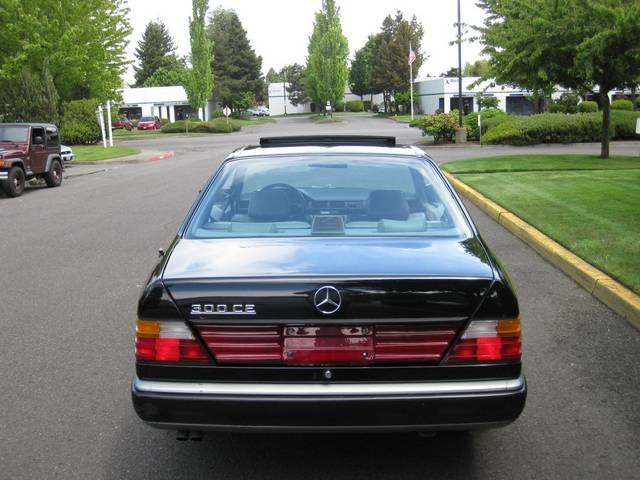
top-left (123, 0), bottom-right (487, 85)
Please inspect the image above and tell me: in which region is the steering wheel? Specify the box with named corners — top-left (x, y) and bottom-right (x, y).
top-left (260, 183), bottom-right (307, 219)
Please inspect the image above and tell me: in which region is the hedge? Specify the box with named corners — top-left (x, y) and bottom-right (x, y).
top-left (59, 99), bottom-right (101, 145)
top-left (578, 101), bottom-right (598, 113)
top-left (345, 100), bottom-right (364, 112)
top-left (611, 99), bottom-right (634, 111)
top-left (413, 110), bottom-right (459, 143)
top-left (463, 108), bottom-right (506, 140)
top-left (482, 111), bottom-right (640, 145)
top-left (161, 118), bottom-right (241, 134)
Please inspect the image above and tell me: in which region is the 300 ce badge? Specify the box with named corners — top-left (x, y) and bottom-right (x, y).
top-left (191, 303), bottom-right (256, 315)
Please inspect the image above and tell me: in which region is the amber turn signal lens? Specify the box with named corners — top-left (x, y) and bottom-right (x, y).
top-left (497, 318), bottom-right (521, 337)
top-left (136, 319), bottom-right (160, 338)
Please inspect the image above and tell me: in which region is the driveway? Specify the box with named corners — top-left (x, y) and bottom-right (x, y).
top-left (1, 114), bottom-right (638, 479)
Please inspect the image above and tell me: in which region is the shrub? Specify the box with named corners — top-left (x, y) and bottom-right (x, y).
top-left (210, 109), bottom-right (225, 118)
top-left (59, 99), bottom-right (101, 145)
top-left (333, 101), bottom-right (345, 112)
top-left (463, 108), bottom-right (506, 140)
top-left (578, 100), bottom-right (598, 113)
top-left (610, 110), bottom-right (640, 138)
top-left (161, 118), bottom-right (240, 134)
top-left (346, 100), bottom-right (364, 112)
top-left (372, 104), bottom-right (379, 113)
top-left (160, 118), bottom-right (170, 126)
top-left (549, 93), bottom-right (580, 114)
top-left (478, 96), bottom-right (499, 109)
top-left (481, 111), bottom-right (640, 145)
top-left (611, 99), bottom-right (633, 111)
top-left (414, 110), bottom-right (459, 143)
top-left (636, 97), bottom-right (640, 109)
top-left (363, 100), bottom-right (371, 111)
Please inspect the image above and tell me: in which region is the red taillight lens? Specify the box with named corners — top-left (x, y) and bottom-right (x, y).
top-left (135, 320), bottom-right (210, 363)
top-left (196, 324), bottom-right (462, 366)
top-left (446, 318), bottom-right (522, 364)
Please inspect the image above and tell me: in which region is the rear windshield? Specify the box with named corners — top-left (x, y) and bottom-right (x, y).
top-left (0, 126), bottom-right (28, 143)
top-left (186, 155), bottom-right (471, 239)
top-left (140, 117), bottom-right (155, 121)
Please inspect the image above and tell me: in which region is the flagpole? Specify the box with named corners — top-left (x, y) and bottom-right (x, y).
top-left (409, 42), bottom-right (414, 121)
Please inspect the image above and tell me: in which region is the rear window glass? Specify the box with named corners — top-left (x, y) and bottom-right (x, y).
top-left (140, 117), bottom-right (155, 121)
top-left (186, 155), bottom-right (471, 239)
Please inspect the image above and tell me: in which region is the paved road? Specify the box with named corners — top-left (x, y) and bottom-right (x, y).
top-left (1, 115), bottom-right (638, 479)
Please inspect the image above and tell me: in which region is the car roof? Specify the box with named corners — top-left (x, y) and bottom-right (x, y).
top-left (228, 136), bottom-right (428, 160)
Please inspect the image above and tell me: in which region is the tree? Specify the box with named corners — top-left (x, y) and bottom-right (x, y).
top-left (0, 0), bottom-right (130, 104)
top-left (370, 11), bottom-right (424, 113)
top-left (184, 0), bottom-right (214, 120)
top-left (207, 8), bottom-right (264, 108)
top-left (477, 0), bottom-right (640, 158)
top-left (134, 21), bottom-right (179, 87)
top-left (0, 61), bottom-right (59, 124)
top-left (349, 37), bottom-right (377, 105)
top-left (440, 67), bottom-right (460, 78)
top-left (463, 59), bottom-right (492, 78)
top-left (305, 0), bottom-right (349, 112)
top-left (281, 64), bottom-right (308, 106)
top-left (143, 64), bottom-right (187, 87)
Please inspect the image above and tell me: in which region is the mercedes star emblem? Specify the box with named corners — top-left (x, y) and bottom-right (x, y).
top-left (314, 286), bottom-right (342, 315)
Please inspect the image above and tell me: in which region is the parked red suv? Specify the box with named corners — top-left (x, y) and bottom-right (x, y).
top-left (137, 116), bottom-right (161, 130)
top-left (0, 123), bottom-right (63, 197)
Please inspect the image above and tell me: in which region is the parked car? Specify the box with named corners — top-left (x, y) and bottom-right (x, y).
top-left (247, 106), bottom-right (269, 116)
top-left (112, 118), bottom-right (133, 131)
top-left (131, 135), bottom-right (526, 437)
top-left (0, 123), bottom-right (63, 197)
top-left (60, 144), bottom-right (74, 162)
top-left (137, 116), bottom-right (161, 130)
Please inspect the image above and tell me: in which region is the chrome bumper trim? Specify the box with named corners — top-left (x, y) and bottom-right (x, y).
top-left (133, 374), bottom-right (525, 397)
top-left (0, 171), bottom-right (8, 179)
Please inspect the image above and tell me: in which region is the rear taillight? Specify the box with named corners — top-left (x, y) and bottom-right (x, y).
top-left (445, 318), bottom-right (521, 363)
top-left (135, 320), bottom-right (210, 363)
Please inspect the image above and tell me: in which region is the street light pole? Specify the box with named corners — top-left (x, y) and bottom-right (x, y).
top-left (283, 69), bottom-right (287, 116)
top-left (457, 0), bottom-right (463, 128)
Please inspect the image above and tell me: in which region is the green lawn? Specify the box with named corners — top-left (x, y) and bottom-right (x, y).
top-left (443, 154), bottom-right (640, 174)
top-left (378, 114), bottom-right (425, 124)
top-left (72, 145), bottom-right (141, 162)
top-left (443, 155), bottom-right (640, 294)
top-left (112, 129), bottom-right (162, 139)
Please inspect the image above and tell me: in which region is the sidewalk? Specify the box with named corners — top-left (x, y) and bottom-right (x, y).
top-left (65, 150), bottom-right (175, 178)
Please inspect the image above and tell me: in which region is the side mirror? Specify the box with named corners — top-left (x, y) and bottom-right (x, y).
top-left (33, 136), bottom-right (44, 146)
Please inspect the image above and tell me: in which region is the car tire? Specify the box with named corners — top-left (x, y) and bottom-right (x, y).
top-left (44, 159), bottom-right (63, 188)
top-left (2, 166), bottom-right (26, 197)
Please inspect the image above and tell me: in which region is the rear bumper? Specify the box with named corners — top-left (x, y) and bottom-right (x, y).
top-left (132, 374), bottom-right (526, 432)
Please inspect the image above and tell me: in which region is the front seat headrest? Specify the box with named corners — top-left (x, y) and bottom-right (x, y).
top-left (248, 189), bottom-right (291, 222)
top-left (367, 190), bottom-right (410, 221)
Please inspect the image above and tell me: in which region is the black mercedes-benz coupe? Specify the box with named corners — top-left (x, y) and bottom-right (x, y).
top-left (132, 136), bottom-right (526, 436)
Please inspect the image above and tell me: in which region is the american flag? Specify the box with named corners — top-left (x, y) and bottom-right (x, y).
top-left (408, 46), bottom-right (416, 66)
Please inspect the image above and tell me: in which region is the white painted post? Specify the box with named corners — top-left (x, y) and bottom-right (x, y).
top-left (97, 105), bottom-right (107, 148)
top-left (106, 100), bottom-right (113, 147)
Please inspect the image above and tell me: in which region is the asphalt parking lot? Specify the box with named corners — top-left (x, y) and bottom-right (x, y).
top-left (1, 115), bottom-right (638, 479)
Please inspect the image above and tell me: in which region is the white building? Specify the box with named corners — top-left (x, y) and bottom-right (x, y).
top-left (414, 77), bottom-right (637, 115)
top-left (268, 83), bottom-right (311, 116)
top-left (119, 86), bottom-right (212, 121)
top-left (415, 77), bottom-right (542, 115)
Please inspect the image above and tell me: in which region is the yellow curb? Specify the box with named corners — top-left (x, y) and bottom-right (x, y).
top-left (446, 172), bottom-right (640, 330)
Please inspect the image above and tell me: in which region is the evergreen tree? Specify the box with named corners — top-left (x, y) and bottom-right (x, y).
top-left (370, 11), bottom-right (424, 113)
top-left (350, 36), bottom-right (377, 103)
top-left (305, 0), bottom-right (349, 111)
top-left (134, 21), bottom-right (179, 87)
top-left (0, 61), bottom-right (59, 123)
top-left (207, 8), bottom-right (264, 108)
top-left (185, 0), bottom-right (214, 119)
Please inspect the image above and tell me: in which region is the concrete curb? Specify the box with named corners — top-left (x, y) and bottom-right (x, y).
top-left (445, 172), bottom-right (640, 331)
